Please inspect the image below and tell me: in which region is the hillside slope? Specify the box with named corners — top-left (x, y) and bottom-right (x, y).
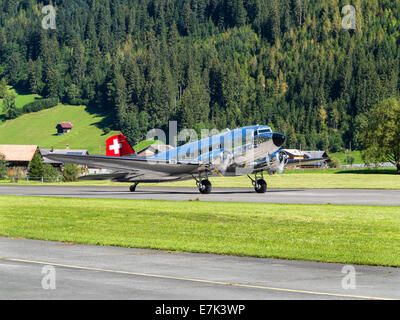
top-left (0, 105), bottom-right (119, 154)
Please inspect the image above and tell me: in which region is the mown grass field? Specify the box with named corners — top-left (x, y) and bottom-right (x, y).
top-left (1, 170), bottom-right (399, 189)
top-left (0, 195), bottom-right (399, 267)
top-left (0, 104), bottom-right (119, 154)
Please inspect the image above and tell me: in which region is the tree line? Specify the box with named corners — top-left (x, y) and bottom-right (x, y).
top-left (0, 0), bottom-right (399, 152)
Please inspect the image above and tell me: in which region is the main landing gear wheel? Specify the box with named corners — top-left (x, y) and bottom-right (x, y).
top-left (255, 179), bottom-right (267, 193)
top-left (199, 179), bottom-right (212, 194)
top-left (129, 183), bottom-right (139, 192)
top-left (248, 173), bottom-right (268, 194)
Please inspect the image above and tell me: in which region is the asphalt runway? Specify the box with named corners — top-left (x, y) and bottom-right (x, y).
top-left (0, 185), bottom-right (400, 205)
top-left (0, 237), bottom-right (399, 300)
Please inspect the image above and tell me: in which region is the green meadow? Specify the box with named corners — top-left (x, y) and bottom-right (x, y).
top-left (0, 196), bottom-right (399, 267)
top-left (0, 104), bottom-right (119, 154)
top-left (330, 151), bottom-right (364, 165)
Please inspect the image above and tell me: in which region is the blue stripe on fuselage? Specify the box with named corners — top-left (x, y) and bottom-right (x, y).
top-left (151, 125), bottom-right (272, 161)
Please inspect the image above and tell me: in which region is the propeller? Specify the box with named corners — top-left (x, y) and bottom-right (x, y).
top-left (276, 150), bottom-right (289, 175)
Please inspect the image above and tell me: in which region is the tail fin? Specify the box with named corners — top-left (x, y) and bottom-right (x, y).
top-left (106, 133), bottom-right (135, 157)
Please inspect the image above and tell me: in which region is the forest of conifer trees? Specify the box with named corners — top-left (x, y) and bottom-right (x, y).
top-left (0, 0), bottom-right (399, 151)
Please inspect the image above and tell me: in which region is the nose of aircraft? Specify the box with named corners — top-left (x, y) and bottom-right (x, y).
top-left (272, 133), bottom-right (285, 147)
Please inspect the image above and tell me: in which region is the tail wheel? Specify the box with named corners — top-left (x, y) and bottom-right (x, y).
top-left (255, 179), bottom-right (267, 193)
top-left (199, 179), bottom-right (212, 194)
top-left (130, 183), bottom-right (138, 192)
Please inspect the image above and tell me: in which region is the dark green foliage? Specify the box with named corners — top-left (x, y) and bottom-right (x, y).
top-left (0, 0), bottom-right (399, 151)
top-left (43, 164), bottom-right (60, 181)
top-left (0, 78), bottom-right (7, 98)
top-left (344, 155), bottom-right (355, 166)
top-left (3, 92), bottom-right (18, 119)
top-left (329, 158), bottom-right (341, 169)
top-left (28, 151), bottom-right (44, 178)
top-left (62, 163), bottom-right (79, 182)
top-left (358, 98), bottom-right (400, 173)
top-left (21, 98), bottom-right (59, 114)
top-left (0, 153), bottom-right (8, 179)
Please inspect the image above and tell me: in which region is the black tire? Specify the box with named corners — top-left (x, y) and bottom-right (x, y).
top-left (199, 179), bottom-right (212, 194)
top-left (255, 179), bottom-right (267, 193)
top-left (129, 184), bottom-right (137, 192)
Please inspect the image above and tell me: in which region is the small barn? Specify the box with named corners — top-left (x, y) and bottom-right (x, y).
top-left (56, 122), bottom-right (73, 135)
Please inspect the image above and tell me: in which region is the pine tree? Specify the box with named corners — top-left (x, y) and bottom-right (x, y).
top-left (0, 78), bottom-right (7, 98)
top-left (28, 152), bottom-right (44, 179)
top-left (44, 64), bottom-right (61, 98)
top-left (27, 59), bottom-right (43, 94)
top-left (3, 91), bottom-right (18, 119)
top-left (0, 153), bottom-right (8, 180)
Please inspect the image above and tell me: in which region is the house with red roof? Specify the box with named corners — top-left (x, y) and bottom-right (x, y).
top-left (56, 122), bottom-right (73, 135)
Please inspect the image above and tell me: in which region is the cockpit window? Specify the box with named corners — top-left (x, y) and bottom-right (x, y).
top-left (258, 128), bottom-right (271, 134)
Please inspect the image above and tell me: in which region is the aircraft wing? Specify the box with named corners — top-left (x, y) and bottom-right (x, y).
top-left (44, 153), bottom-right (201, 175)
top-left (286, 157), bottom-right (330, 167)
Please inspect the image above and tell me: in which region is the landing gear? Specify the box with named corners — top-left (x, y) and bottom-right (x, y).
top-left (254, 179), bottom-right (267, 193)
top-left (129, 182), bottom-right (139, 192)
top-left (199, 179), bottom-right (212, 194)
top-left (194, 172), bottom-right (212, 194)
top-left (248, 172), bottom-right (267, 194)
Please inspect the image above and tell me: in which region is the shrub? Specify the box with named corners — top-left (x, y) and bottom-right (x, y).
top-left (43, 164), bottom-right (60, 181)
top-left (62, 163), bottom-right (79, 182)
top-left (344, 155), bottom-right (355, 166)
top-left (329, 157), bottom-right (341, 168)
top-left (21, 98), bottom-right (59, 114)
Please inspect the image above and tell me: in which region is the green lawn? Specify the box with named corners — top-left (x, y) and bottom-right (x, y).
top-left (0, 196), bottom-right (399, 267)
top-left (0, 104), bottom-right (119, 154)
top-left (330, 151), bottom-right (363, 165)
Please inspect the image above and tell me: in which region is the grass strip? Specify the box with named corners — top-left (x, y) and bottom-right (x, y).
top-left (0, 196), bottom-right (399, 267)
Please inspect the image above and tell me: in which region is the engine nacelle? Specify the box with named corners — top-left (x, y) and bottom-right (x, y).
top-left (269, 150), bottom-right (289, 174)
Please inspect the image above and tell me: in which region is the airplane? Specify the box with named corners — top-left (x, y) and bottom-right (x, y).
top-left (44, 125), bottom-right (329, 194)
